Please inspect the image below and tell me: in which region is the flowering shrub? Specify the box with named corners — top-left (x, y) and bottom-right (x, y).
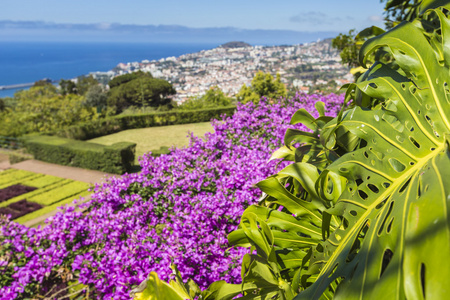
top-left (0, 93), bottom-right (344, 299)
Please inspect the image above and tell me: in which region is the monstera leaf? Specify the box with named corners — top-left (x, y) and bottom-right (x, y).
top-left (296, 7), bottom-right (450, 299)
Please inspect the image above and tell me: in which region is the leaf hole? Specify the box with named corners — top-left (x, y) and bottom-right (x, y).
top-left (349, 210), bottom-right (357, 216)
top-left (339, 167), bottom-right (348, 173)
top-left (374, 114), bottom-right (380, 122)
top-left (310, 221), bottom-right (320, 228)
top-left (387, 218), bottom-right (394, 233)
top-left (418, 109), bottom-right (421, 115)
top-left (297, 232), bottom-right (311, 239)
top-left (382, 182), bottom-right (391, 188)
top-left (376, 197), bottom-right (389, 209)
top-left (434, 131), bottom-right (440, 138)
top-left (399, 177), bottom-right (412, 193)
top-left (401, 83), bottom-right (406, 89)
top-left (368, 184), bottom-right (379, 193)
top-left (410, 126), bottom-right (414, 132)
top-left (431, 147), bottom-right (436, 151)
top-left (421, 263), bottom-right (426, 298)
top-left (378, 201), bottom-right (394, 235)
top-left (409, 136), bottom-right (420, 148)
top-left (343, 218), bottom-right (349, 229)
top-left (399, 50), bottom-right (406, 55)
top-left (366, 176), bottom-right (370, 180)
top-left (379, 249), bottom-right (394, 278)
top-left (346, 220), bottom-right (368, 263)
top-left (316, 244), bottom-right (324, 252)
top-left (417, 181), bottom-right (421, 198)
top-left (355, 178), bottom-right (363, 186)
top-left (410, 162), bottom-right (415, 166)
top-left (369, 83), bottom-right (378, 89)
top-left (358, 190), bottom-right (368, 200)
top-left (389, 157), bottom-right (406, 173)
top-left (363, 151), bottom-right (369, 158)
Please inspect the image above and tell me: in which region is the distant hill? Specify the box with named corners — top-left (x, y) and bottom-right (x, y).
top-left (220, 41), bottom-right (251, 48)
top-left (0, 20), bottom-right (339, 45)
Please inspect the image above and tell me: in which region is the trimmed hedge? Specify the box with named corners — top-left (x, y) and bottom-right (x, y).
top-left (51, 106), bottom-right (236, 140)
top-left (24, 135), bottom-right (136, 174)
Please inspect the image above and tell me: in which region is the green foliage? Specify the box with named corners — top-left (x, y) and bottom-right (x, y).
top-left (51, 106), bottom-right (236, 140)
top-left (33, 79), bottom-right (53, 87)
top-left (107, 77), bottom-right (176, 113)
top-left (29, 181), bottom-right (89, 206)
top-left (0, 86), bottom-right (98, 137)
top-left (84, 85), bottom-right (108, 113)
top-left (199, 4), bottom-right (450, 300)
top-left (24, 135), bottom-right (136, 174)
top-left (178, 86), bottom-right (232, 110)
top-left (59, 79), bottom-right (77, 95)
top-left (76, 75), bottom-right (99, 95)
top-left (108, 71), bottom-right (152, 89)
top-left (332, 27), bottom-right (387, 80)
top-left (236, 71), bottom-right (287, 104)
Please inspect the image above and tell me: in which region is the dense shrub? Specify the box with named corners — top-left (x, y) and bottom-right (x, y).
top-left (0, 94), bottom-right (344, 299)
top-left (52, 106), bottom-right (236, 140)
top-left (24, 135), bottom-right (136, 174)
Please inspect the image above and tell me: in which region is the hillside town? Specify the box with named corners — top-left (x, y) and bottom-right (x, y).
top-left (91, 39), bottom-right (353, 103)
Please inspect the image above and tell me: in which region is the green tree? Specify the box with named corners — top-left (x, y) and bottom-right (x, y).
top-left (236, 71), bottom-right (287, 104)
top-left (33, 79), bottom-right (53, 87)
top-left (59, 79), bottom-right (77, 96)
top-left (178, 86), bottom-right (232, 110)
top-left (108, 71), bottom-right (152, 89)
top-left (107, 77), bottom-right (176, 113)
top-left (84, 85), bottom-right (108, 114)
top-left (0, 86), bottom-right (97, 136)
top-left (75, 75), bottom-right (99, 95)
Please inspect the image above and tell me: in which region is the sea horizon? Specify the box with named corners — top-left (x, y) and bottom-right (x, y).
top-left (0, 41), bottom-right (222, 98)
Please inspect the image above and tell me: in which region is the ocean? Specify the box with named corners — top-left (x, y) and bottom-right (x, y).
top-left (0, 41), bottom-right (219, 98)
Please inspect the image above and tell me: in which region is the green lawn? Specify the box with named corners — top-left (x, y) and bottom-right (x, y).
top-left (87, 122), bottom-right (214, 160)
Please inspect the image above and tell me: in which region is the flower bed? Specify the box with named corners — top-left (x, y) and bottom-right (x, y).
top-left (0, 94), bottom-right (345, 299)
top-left (0, 184), bottom-right (37, 203)
top-left (0, 199), bottom-right (42, 220)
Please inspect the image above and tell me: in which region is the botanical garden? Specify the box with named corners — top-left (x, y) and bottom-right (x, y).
top-left (2, 0), bottom-right (450, 299)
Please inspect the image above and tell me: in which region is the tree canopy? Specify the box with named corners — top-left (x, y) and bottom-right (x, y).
top-left (178, 86), bottom-right (232, 110)
top-left (108, 71), bottom-right (152, 89)
top-left (236, 71), bottom-right (286, 104)
top-left (107, 76), bottom-right (176, 112)
top-left (0, 86), bottom-right (97, 136)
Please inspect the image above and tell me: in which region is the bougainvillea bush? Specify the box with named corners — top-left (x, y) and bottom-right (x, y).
top-left (0, 93), bottom-right (343, 299)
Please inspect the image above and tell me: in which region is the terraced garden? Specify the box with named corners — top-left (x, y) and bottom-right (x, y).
top-left (0, 169), bottom-right (91, 225)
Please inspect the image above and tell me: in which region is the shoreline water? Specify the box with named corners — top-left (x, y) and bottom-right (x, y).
top-left (0, 41), bottom-right (220, 98)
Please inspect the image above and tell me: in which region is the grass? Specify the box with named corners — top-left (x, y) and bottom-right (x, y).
top-left (87, 122), bottom-right (214, 161)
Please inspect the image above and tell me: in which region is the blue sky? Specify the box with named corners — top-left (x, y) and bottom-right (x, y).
top-left (2, 0), bottom-right (385, 32)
